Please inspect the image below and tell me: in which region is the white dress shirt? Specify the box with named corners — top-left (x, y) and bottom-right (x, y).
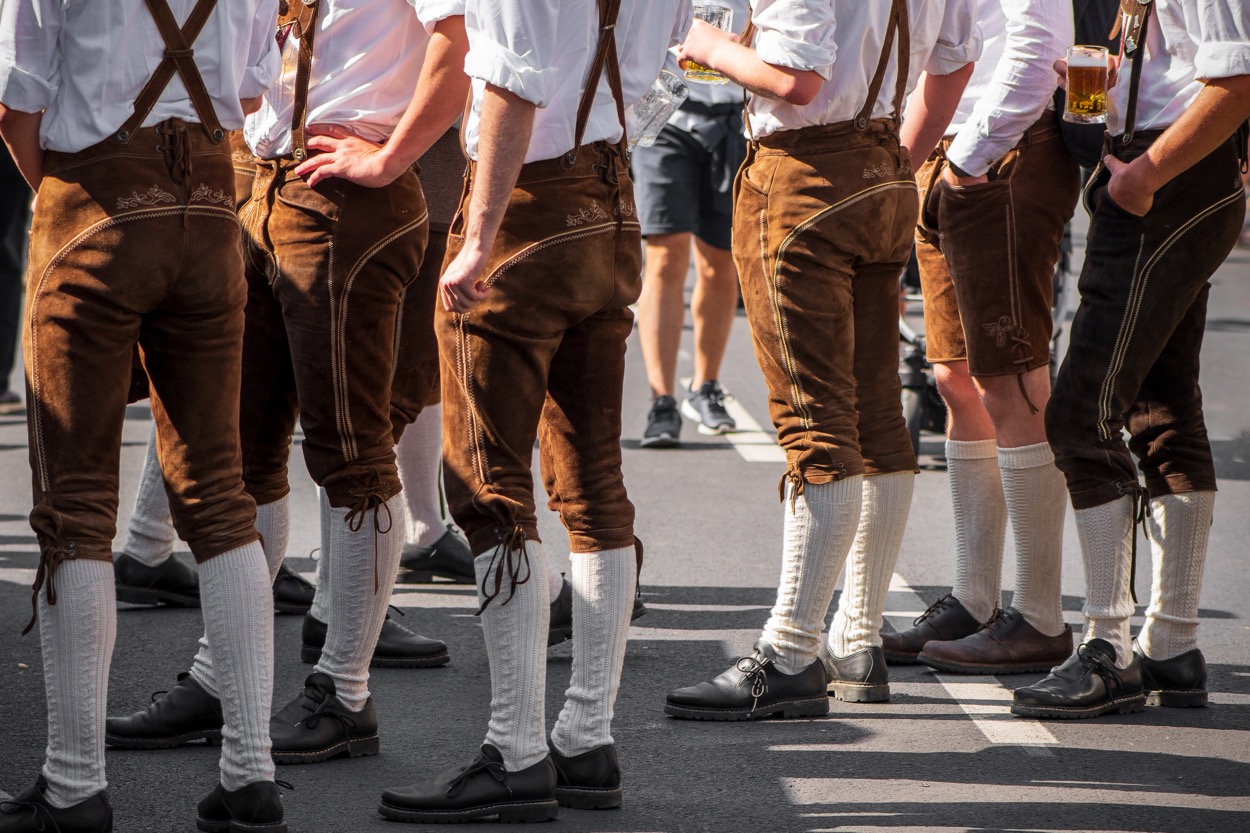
top-left (0, 0), bottom-right (278, 153)
top-left (246, 0), bottom-right (464, 159)
top-left (746, 0), bottom-right (982, 139)
top-left (1109, 0), bottom-right (1250, 135)
top-left (462, 0), bottom-right (693, 164)
top-left (663, 0), bottom-right (749, 109)
top-left (945, 0), bottom-right (1072, 176)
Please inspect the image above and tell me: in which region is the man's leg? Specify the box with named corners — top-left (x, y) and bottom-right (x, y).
top-left (636, 233), bottom-right (690, 448)
top-left (681, 237), bottom-right (739, 435)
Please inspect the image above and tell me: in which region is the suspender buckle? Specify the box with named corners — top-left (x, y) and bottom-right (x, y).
top-left (293, 148), bottom-right (307, 162)
top-left (854, 116), bottom-right (868, 131)
top-left (561, 150), bottom-right (577, 171)
top-left (116, 129), bottom-right (132, 144)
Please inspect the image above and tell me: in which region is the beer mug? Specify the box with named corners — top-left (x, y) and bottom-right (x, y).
top-left (630, 70), bottom-right (690, 148)
top-left (681, 4), bottom-right (733, 85)
top-left (1064, 45), bottom-right (1109, 124)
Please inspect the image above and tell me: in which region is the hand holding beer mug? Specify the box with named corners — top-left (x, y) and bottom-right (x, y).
top-left (680, 4), bottom-right (733, 85)
top-left (1064, 45), bottom-right (1110, 124)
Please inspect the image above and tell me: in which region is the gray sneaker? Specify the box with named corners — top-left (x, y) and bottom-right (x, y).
top-left (641, 395), bottom-right (682, 448)
top-left (681, 380), bottom-right (736, 435)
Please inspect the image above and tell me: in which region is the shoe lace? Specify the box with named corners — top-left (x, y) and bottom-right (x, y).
top-left (1076, 643), bottom-right (1125, 691)
top-left (912, 595), bottom-right (953, 627)
top-left (446, 753), bottom-right (511, 798)
top-left (735, 651), bottom-right (773, 714)
top-left (0, 797), bottom-right (63, 832)
top-left (981, 608), bottom-right (1007, 632)
top-left (295, 687), bottom-right (356, 731)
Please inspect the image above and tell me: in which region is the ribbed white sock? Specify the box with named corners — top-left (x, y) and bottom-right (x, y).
top-left (1000, 442), bottom-right (1067, 637)
top-left (396, 404), bottom-right (446, 549)
top-left (478, 540), bottom-right (551, 771)
top-left (310, 487), bottom-right (332, 623)
top-left (313, 494), bottom-right (405, 711)
top-left (551, 547), bottom-right (635, 756)
top-left (199, 542), bottom-right (275, 790)
top-left (1139, 491), bottom-right (1215, 660)
top-left (948, 439), bottom-right (1006, 623)
top-left (1075, 496), bottom-right (1134, 668)
top-left (762, 477), bottom-right (863, 675)
top-left (829, 471), bottom-right (913, 657)
top-left (189, 497), bottom-right (289, 698)
top-left (121, 427), bottom-right (176, 566)
top-left (547, 559), bottom-right (564, 600)
top-left (39, 559), bottom-right (115, 809)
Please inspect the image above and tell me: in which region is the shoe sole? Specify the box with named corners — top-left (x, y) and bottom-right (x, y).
top-left (398, 569), bottom-right (476, 585)
top-left (196, 817), bottom-right (288, 833)
top-left (273, 734), bottom-right (380, 765)
top-left (378, 798), bottom-right (559, 823)
top-left (300, 645), bottom-right (451, 669)
top-left (1010, 694), bottom-right (1147, 719)
top-left (1147, 689), bottom-right (1208, 708)
top-left (639, 434), bottom-right (681, 449)
top-left (106, 730), bottom-right (222, 749)
top-left (664, 696), bottom-right (829, 721)
top-left (918, 654), bottom-right (1066, 675)
top-left (116, 585), bottom-right (200, 608)
top-left (555, 786), bottom-right (621, 810)
top-left (679, 400), bottom-right (735, 435)
top-left (829, 682), bottom-right (890, 703)
top-left (882, 651), bottom-right (920, 666)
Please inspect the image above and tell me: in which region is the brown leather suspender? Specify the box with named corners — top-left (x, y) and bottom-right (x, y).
top-left (280, 0), bottom-right (323, 161)
top-left (1117, 0), bottom-right (1153, 146)
top-left (117, 0), bottom-right (226, 144)
top-left (855, 0), bottom-right (910, 131)
top-left (564, 0), bottom-right (627, 168)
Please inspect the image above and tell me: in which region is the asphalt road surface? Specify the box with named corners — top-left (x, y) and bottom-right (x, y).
top-left (1, 226), bottom-right (1249, 833)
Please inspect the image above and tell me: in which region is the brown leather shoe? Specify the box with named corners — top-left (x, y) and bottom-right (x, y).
top-left (918, 607), bottom-right (1073, 674)
top-left (881, 594), bottom-right (982, 665)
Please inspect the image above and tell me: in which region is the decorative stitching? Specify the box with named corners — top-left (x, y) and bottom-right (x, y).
top-left (116, 185), bottom-right (176, 210)
top-left (190, 183), bottom-right (232, 207)
top-left (566, 204), bottom-right (609, 227)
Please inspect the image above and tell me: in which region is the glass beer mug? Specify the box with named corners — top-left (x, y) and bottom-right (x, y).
top-left (1064, 45), bottom-right (1109, 124)
top-left (680, 4), bottom-right (733, 85)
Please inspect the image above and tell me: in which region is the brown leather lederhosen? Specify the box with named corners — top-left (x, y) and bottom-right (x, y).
top-left (23, 0), bottom-right (259, 630)
top-left (235, 0), bottom-right (429, 510)
top-left (438, 0), bottom-right (643, 604)
top-left (732, 0), bottom-right (920, 497)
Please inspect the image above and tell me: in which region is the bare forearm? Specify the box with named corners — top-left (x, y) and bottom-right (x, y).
top-left (462, 85), bottom-right (535, 256)
top-left (700, 41), bottom-right (821, 104)
top-left (1131, 76), bottom-right (1250, 191)
top-left (899, 64), bottom-right (974, 165)
top-left (379, 17), bottom-right (471, 173)
top-left (0, 106), bottom-right (45, 190)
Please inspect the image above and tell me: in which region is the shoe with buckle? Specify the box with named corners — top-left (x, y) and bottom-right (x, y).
top-left (1011, 638), bottom-right (1147, 719)
top-left (548, 579), bottom-right (647, 648)
top-left (918, 608), bottom-right (1074, 674)
top-left (114, 552), bottom-right (200, 607)
top-left (881, 594), bottom-right (982, 664)
top-left (819, 645), bottom-right (890, 703)
top-left (549, 743), bottom-right (620, 810)
top-left (105, 672), bottom-right (223, 749)
top-left (1135, 644), bottom-right (1208, 708)
top-left (400, 526), bottom-right (475, 584)
top-left (196, 781), bottom-right (288, 833)
top-left (0, 777), bottom-right (112, 833)
top-left (272, 563), bottom-right (315, 615)
top-left (301, 609), bottom-right (450, 668)
top-left (680, 380), bottom-right (736, 435)
top-left (378, 744), bottom-right (558, 824)
top-left (270, 672), bottom-right (380, 764)
top-left (641, 395), bottom-right (682, 449)
top-left (664, 640), bottom-right (829, 721)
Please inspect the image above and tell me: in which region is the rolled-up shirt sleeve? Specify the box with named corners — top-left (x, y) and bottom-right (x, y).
top-left (416, 0), bottom-right (466, 33)
top-left (671, 2), bottom-right (693, 48)
top-left (239, 0), bottom-right (280, 100)
top-left (1190, 2), bottom-right (1250, 81)
top-left (927, 0), bottom-right (982, 75)
top-left (463, 0), bottom-right (561, 107)
top-left (0, 0), bottom-right (62, 113)
top-left (751, 0), bottom-right (837, 79)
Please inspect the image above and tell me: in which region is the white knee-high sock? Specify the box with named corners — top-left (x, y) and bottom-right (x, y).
top-left (189, 496), bottom-right (289, 698)
top-left (396, 404), bottom-right (446, 549)
top-left (121, 427), bottom-right (176, 566)
top-left (1075, 496), bottom-right (1134, 667)
top-left (310, 487), bottom-right (331, 622)
top-left (829, 471), bottom-right (914, 657)
top-left (1139, 491), bottom-right (1215, 660)
top-left (1000, 443), bottom-right (1067, 636)
top-left (198, 543), bottom-right (275, 790)
top-left (478, 540), bottom-right (551, 771)
top-left (39, 559), bottom-right (115, 808)
top-left (551, 547), bottom-right (635, 756)
top-left (314, 494), bottom-right (405, 711)
top-left (762, 477), bottom-right (863, 675)
top-left (948, 439), bottom-right (1006, 622)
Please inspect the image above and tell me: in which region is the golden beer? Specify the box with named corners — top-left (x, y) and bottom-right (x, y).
top-left (686, 4), bottom-right (733, 85)
top-left (1065, 46), bottom-right (1109, 124)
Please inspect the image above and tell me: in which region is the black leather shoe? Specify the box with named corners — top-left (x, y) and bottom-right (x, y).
top-left (548, 580), bottom-right (647, 648)
top-left (820, 646), bottom-right (889, 703)
top-left (881, 594), bottom-right (981, 664)
top-left (196, 781), bottom-right (286, 833)
top-left (0, 778), bottom-right (112, 832)
top-left (270, 672), bottom-right (380, 764)
top-left (114, 552), bottom-right (200, 607)
top-left (400, 527), bottom-right (475, 584)
top-left (550, 744), bottom-right (620, 810)
top-left (301, 610), bottom-right (450, 668)
top-left (105, 672), bottom-right (223, 749)
top-left (272, 563), bottom-right (314, 614)
top-left (378, 744), bottom-right (558, 824)
top-left (665, 640), bottom-right (829, 721)
top-left (1011, 639), bottom-right (1147, 719)
top-left (1136, 645), bottom-right (1208, 708)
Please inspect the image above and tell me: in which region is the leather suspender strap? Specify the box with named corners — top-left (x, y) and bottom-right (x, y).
top-left (285, 0), bottom-right (322, 161)
top-left (565, 0), bottom-right (625, 168)
top-left (1120, 0), bottom-right (1152, 145)
top-left (118, 0), bottom-right (225, 143)
top-left (855, 0), bottom-right (909, 130)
